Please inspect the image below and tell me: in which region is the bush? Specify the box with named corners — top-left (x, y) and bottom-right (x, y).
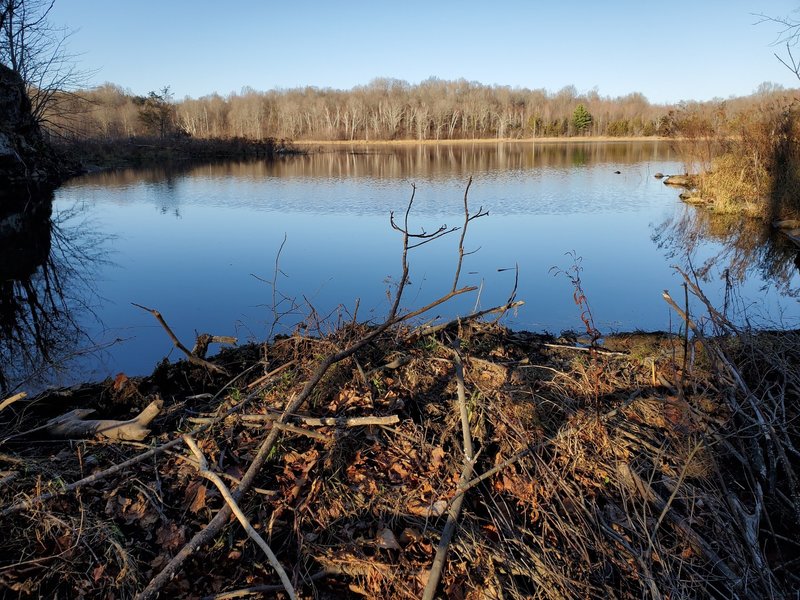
top-left (670, 95), bottom-right (800, 219)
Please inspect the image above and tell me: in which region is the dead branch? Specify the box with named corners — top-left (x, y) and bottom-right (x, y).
top-left (192, 334), bottom-right (237, 359)
top-left (245, 359), bottom-right (296, 390)
top-left (183, 435), bottom-right (297, 600)
top-left (298, 414), bottom-right (400, 427)
top-left (272, 422), bottom-right (330, 442)
top-left (200, 572), bottom-right (328, 600)
top-left (188, 413), bottom-right (400, 429)
top-left (42, 400), bottom-right (162, 441)
top-left (413, 300), bottom-right (525, 338)
top-left (422, 338), bottom-right (476, 600)
top-left (451, 177), bottom-right (489, 291)
top-left (131, 303), bottom-right (228, 375)
top-left (0, 392), bottom-right (27, 412)
top-left (541, 342), bottom-right (628, 357)
top-left (365, 353), bottom-right (412, 376)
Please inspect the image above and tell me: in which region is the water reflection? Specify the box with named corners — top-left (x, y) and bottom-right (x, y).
top-left (69, 141), bottom-right (678, 189)
top-left (654, 205), bottom-right (800, 307)
top-left (0, 193), bottom-right (106, 394)
top-left (62, 142), bottom-right (679, 219)
top-left (45, 142), bottom-right (800, 386)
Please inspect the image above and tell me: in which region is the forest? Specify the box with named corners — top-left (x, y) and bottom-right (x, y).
top-left (43, 77), bottom-right (796, 143)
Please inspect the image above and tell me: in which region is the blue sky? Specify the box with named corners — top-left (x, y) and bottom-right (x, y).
top-left (51, 0), bottom-right (799, 104)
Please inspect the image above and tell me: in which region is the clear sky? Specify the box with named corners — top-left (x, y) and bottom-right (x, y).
top-left (50, 0), bottom-right (799, 104)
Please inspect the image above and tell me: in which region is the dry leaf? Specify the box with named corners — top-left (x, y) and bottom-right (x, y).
top-left (430, 447), bottom-right (446, 471)
top-left (399, 527), bottom-right (422, 545)
top-left (112, 373), bottom-right (129, 391)
top-left (408, 499), bottom-right (447, 517)
top-left (389, 461), bottom-right (410, 481)
top-left (155, 523), bottom-right (186, 552)
top-left (189, 483), bottom-right (208, 514)
top-left (376, 528), bottom-right (401, 550)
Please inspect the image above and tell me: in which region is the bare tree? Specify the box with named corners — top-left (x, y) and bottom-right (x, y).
top-left (0, 0), bottom-right (89, 132)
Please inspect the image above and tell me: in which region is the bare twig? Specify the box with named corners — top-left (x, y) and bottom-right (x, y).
top-left (541, 342), bottom-right (628, 357)
top-left (422, 337), bottom-right (476, 600)
top-left (183, 435), bottom-right (297, 600)
top-left (132, 303), bottom-right (228, 375)
top-left (200, 572), bottom-right (328, 600)
top-left (452, 177), bottom-right (488, 291)
top-left (413, 300), bottom-right (525, 338)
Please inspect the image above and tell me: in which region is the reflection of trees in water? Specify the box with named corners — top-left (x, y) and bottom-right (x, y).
top-left (653, 204), bottom-right (800, 298)
top-left (0, 195), bottom-right (107, 394)
top-left (73, 141), bottom-right (680, 187)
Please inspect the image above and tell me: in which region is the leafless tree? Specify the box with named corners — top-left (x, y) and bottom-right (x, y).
top-left (46, 77), bottom-right (706, 142)
top-left (0, 0), bottom-right (90, 132)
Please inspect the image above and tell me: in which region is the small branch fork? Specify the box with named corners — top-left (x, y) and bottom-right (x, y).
top-left (131, 303), bottom-right (230, 375)
top-left (182, 435), bottom-right (297, 600)
top-left (451, 177), bottom-right (489, 292)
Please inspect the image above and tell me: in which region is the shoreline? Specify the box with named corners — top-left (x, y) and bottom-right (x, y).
top-left (2, 321), bottom-right (797, 598)
top-left (292, 135), bottom-right (672, 147)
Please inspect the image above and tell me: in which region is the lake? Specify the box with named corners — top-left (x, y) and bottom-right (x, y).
top-left (5, 141), bottom-right (800, 392)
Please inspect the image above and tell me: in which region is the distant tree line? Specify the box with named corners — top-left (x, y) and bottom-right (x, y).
top-left (43, 78), bottom-right (688, 142)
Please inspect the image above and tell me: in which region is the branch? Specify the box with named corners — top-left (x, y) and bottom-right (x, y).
top-left (44, 399), bottom-right (162, 441)
top-left (422, 338), bottom-right (476, 600)
top-left (0, 392), bottom-right (27, 413)
top-left (188, 413), bottom-right (399, 429)
top-left (452, 177), bottom-right (489, 292)
top-left (132, 303), bottom-right (228, 375)
top-left (0, 361), bottom-right (294, 518)
top-left (183, 436), bottom-right (297, 600)
top-left (413, 300), bottom-right (525, 338)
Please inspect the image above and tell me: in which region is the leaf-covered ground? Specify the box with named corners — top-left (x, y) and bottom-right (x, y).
top-left (1, 322), bottom-right (798, 599)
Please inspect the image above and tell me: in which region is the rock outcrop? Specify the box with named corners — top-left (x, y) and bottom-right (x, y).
top-left (0, 63), bottom-right (74, 195)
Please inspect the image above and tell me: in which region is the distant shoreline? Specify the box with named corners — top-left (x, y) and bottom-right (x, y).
top-left (292, 136), bottom-right (673, 147)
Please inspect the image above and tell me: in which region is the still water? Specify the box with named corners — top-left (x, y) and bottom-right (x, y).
top-left (8, 142), bottom-right (800, 390)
